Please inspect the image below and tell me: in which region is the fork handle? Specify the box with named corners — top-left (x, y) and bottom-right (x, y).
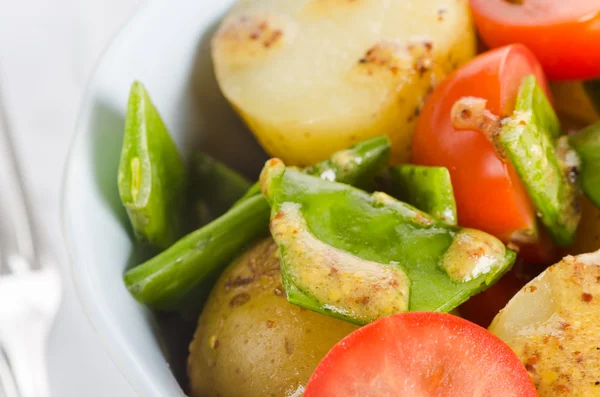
top-left (0, 308), bottom-right (52, 397)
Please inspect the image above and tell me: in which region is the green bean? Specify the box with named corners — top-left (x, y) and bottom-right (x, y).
top-left (191, 153), bottom-right (251, 224)
top-left (124, 136), bottom-right (390, 311)
top-left (124, 194), bottom-right (270, 310)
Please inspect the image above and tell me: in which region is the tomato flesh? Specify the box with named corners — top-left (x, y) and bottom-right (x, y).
top-left (304, 312), bottom-right (537, 397)
top-left (470, 0), bottom-right (600, 80)
top-left (412, 44), bottom-right (549, 248)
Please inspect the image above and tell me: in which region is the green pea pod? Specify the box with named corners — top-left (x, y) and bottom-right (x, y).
top-left (261, 160), bottom-right (515, 325)
top-left (234, 135), bottom-right (392, 206)
top-left (500, 75), bottom-right (579, 246)
top-left (124, 136), bottom-right (390, 311)
top-left (303, 135), bottom-right (391, 190)
top-left (235, 182), bottom-right (262, 205)
top-left (583, 80), bottom-right (600, 114)
top-left (569, 122), bottom-right (600, 209)
top-left (118, 81), bottom-right (185, 249)
top-left (124, 194), bottom-right (270, 310)
top-left (192, 153), bottom-right (251, 223)
top-left (389, 165), bottom-right (457, 225)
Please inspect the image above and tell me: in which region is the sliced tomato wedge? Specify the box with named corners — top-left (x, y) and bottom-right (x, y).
top-left (469, 0), bottom-right (600, 80)
top-left (304, 312), bottom-right (536, 397)
top-left (412, 44), bottom-right (553, 262)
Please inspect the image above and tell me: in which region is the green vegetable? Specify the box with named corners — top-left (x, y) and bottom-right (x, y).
top-left (499, 75), bottom-right (579, 246)
top-left (118, 81), bottom-right (185, 249)
top-left (302, 135), bottom-right (391, 190)
top-left (569, 122), bottom-right (600, 209)
top-left (234, 135), bottom-right (391, 206)
top-left (192, 153), bottom-right (251, 223)
top-left (583, 79), bottom-right (600, 114)
top-left (261, 160), bottom-right (515, 325)
top-left (235, 183), bottom-right (261, 205)
top-left (389, 165), bottom-right (457, 225)
top-left (124, 137), bottom-right (390, 311)
top-left (124, 194), bottom-right (270, 310)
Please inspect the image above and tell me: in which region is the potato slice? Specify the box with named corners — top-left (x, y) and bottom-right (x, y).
top-left (490, 252), bottom-right (600, 396)
top-left (212, 0), bottom-right (476, 165)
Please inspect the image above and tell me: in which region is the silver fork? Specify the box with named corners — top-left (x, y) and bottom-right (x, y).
top-left (0, 83), bottom-right (61, 397)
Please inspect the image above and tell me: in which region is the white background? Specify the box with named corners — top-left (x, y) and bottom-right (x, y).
top-left (0, 0), bottom-right (144, 395)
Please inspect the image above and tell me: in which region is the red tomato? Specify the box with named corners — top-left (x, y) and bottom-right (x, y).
top-left (412, 45), bottom-right (551, 258)
top-left (470, 0), bottom-right (600, 80)
top-left (304, 312), bottom-right (537, 397)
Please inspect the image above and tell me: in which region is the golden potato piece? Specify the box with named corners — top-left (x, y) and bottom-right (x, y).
top-left (490, 251), bottom-right (600, 396)
top-left (212, 0), bottom-right (476, 165)
top-left (188, 238), bottom-right (358, 397)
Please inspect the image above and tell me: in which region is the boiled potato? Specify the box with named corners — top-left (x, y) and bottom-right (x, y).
top-left (490, 251), bottom-right (600, 396)
top-left (188, 238), bottom-right (358, 397)
top-left (212, 0), bottom-right (476, 165)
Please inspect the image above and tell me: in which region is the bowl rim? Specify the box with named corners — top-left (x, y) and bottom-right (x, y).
top-left (60, 1), bottom-right (185, 396)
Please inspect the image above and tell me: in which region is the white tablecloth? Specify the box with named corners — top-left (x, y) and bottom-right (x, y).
top-left (0, 1), bottom-right (143, 395)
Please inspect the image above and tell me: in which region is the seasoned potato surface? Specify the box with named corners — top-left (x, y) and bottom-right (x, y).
top-left (188, 238), bottom-right (358, 397)
top-left (490, 251), bottom-right (600, 396)
top-left (212, 0), bottom-right (476, 165)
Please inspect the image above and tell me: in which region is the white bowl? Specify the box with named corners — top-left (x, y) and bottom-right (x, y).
top-left (62, 1), bottom-right (268, 395)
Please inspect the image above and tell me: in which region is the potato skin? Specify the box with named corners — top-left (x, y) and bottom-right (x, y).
top-left (212, 0), bottom-right (476, 165)
top-left (188, 238), bottom-right (358, 397)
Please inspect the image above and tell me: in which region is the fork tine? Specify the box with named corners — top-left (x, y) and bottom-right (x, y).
top-left (0, 79), bottom-right (40, 271)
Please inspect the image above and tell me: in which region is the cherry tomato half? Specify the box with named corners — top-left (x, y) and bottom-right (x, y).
top-left (470, 0), bottom-right (600, 80)
top-left (412, 44), bottom-right (552, 260)
top-left (304, 312), bottom-right (537, 397)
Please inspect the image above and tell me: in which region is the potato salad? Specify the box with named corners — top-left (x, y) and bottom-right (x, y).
top-left (116, 0), bottom-right (600, 396)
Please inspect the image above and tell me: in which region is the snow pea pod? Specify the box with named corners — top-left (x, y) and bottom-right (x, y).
top-left (261, 160), bottom-right (515, 325)
top-left (499, 75), bottom-right (580, 246)
top-left (118, 81), bottom-right (185, 249)
top-left (124, 137), bottom-right (390, 311)
top-left (234, 135), bottom-right (391, 206)
top-left (390, 165), bottom-right (457, 225)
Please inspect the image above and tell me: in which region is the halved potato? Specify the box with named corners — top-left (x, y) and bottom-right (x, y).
top-left (212, 0), bottom-right (476, 165)
top-left (490, 251), bottom-right (600, 396)
top-left (188, 238), bottom-right (358, 397)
